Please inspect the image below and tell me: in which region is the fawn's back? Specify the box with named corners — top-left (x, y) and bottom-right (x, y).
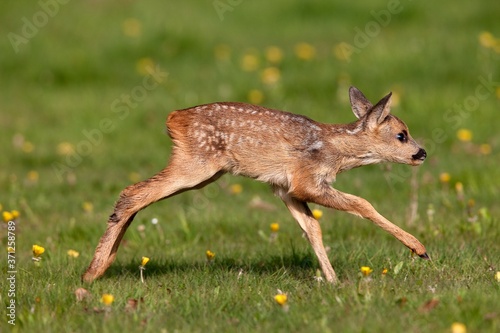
top-left (167, 102), bottom-right (328, 185)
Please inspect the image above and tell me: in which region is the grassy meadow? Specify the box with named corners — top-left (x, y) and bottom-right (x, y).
top-left (1, 0), bottom-right (500, 332)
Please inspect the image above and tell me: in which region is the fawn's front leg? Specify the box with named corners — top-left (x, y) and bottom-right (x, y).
top-left (292, 183), bottom-right (429, 258)
top-left (274, 187), bottom-right (339, 284)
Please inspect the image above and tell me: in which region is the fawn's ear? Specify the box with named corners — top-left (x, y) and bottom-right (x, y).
top-left (366, 92), bottom-right (392, 128)
top-left (349, 86), bottom-right (373, 119)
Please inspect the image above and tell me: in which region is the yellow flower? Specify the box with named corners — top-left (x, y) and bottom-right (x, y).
top-left (333, 42), bottom-right (353, 62)
top-left (265, 46), bottom-right (283, 64)
top-left (382, 268), bottom-right (388, 275)
top-left (206, 250), bottom-right (215, 261)
top-left (457, 129), bottom-right (472, 142)
top-left (141, 256), bottom-right (150, 267)
top-left (101, 294), bottom-right (114, 306)
top-left (57, 142), bottom-right (75, 156)
top-left (495, 271), bottom-right (500, 282)
top-left (455, 182), bottom-right (464, 193)
top-left (479, 144), bottom-right (492, 155)
top-left (67, 249), bottom-right (80, 258)
top-left (230, 184), bottom-right (243, 194)
top-left (241, 51), bottom-right (259, 72)
top-left (22, 141), bottom-right (34, 153)
top-left (26, 170), bottom-right (39, 183)
top-left (214, 44), bottom-right (231, 61)
top-left (390, 91), bottom-right (401, 107)
top-left (136, 57), bottom-right (155, 76)
top-left (33, 245), bottom-right (45, 257)
top-left (294, 42), bottom-right (315, 60)
top-left (82, 201), bottom-right (93, 213)
top-left (439, 172), bottom-right (451, 183)
top-left (261, 67), bottom-right (280, 85)
top-left (312, 209), bottom-right (323, 220)
top-left (3, 211), bottom-right (14, 222)
top-left (122, 18), bottom-right (142, 38)
top-left (451, 322), bottom-right (467, 333)
top-left (128, 172), bottom-right (141, 183)
top-left (274, 294), bottom-right (287, 306)
top-left (478, 31), bottom-right (496, 49)
top-left (360, 266), bottom-right (373, 276)
top-left (8, 247), bottom-right (15, 253)
top-left (11, 210), bottom-right (20, 219)
top-left (248, 89), bottom-right (264, 104)
top-left (270, 223), bottom-right (280, 232)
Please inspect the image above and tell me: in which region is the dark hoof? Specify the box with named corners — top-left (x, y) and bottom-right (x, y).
top-left (419, 252), bottom-right (430, 260)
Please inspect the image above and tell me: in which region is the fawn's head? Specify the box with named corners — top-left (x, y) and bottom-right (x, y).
top-left (348, 86), bottom-right (426, 166)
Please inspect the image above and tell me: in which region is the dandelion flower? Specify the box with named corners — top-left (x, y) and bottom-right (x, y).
top-left (67, 249), bottom-right (80, 258)
top-left (333, 42), bottom-right (353, 62)
top-left (261, 67), bottom-right (280, 85)
top-left (230, 184), bottom-right (243, 194)
top-left (439, 172), bottom-right (451, 183)
top-left (136, 57), bottom-right (155, 76)
top-left (56, 142), bottom-right (75, 156)
top-left (382, 268), bottom-right (388, 275)
top-left (270, 222), bottom-right (280, 233)
top-left (294, 42), bottom-right (315, 60)
top-left (274, 293), bottom-right (288, 306)
top-left (3, 211), bottom-right (14, 222)
top-left (265, 46), bottom-right (283, 64)
top-left (360, 266), bottom-right (373, 276)
top-left (122, 18), bottom-right (142, 38)
top-left (206, 250), bottom-right (215, 261)
top-left (22, 141), bottom-right (34, 153)
top-left (479, 144), bottom-right (491, 155)
top-left (139, 256), bottom-right (150, 283)
top-left (241, 52), bottom-right (259, 72)
top-left (82, 201), bottom-right (93, 213)
top-left (248, 89), bottom-right (264, 104)
top-left (214, 44), bottom-right (231, 61)
top-left (451, 322), bottom-right (467, 333)
top-left (457, 129), bottom-right (472, 142)
top-left (101, 294), bottom-right (114, 306)
top-left (479, 31), bottom-right (496, 48)
top-left (26, 170), bottom-right (39, 183)
top-left (128, 172), bottom-right (141, 183)
top-left (312, 209), bottom-right (323, 219)
top-left (495, 271), bottom-right (500, 282)
top-left (32, 245), bottom-right (45, 257)
top-left (32, 244), bottom-right (45, 263)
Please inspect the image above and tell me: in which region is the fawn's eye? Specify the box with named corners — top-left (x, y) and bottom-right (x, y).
top-left (396, 131), bottom-right (408, 143)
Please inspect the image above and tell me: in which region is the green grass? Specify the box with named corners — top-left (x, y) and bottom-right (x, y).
top-left (1, 0), bottom-right (500, 332)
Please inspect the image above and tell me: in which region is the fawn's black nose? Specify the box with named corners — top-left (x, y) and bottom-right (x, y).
top-left (412, 148), bottom-right (427, 161)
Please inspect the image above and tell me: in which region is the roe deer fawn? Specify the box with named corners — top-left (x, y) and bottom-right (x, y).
top-left (82, 86), bottom-right (428, 284)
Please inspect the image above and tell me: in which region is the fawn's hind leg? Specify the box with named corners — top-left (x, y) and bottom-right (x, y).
top-left (274, 188), bottom-right (339, 284)
top-left (82, 158), bottom-right (223, 283)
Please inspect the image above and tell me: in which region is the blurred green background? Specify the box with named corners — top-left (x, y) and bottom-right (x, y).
top-left (1, 0), bottom-right (499, 332)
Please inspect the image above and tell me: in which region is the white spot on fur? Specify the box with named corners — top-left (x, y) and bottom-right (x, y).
top-left (309, 141), bottom-right (323, 150)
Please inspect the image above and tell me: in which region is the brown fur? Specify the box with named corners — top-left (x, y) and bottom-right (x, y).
top-left (82, 86), bottom-right (428, 284)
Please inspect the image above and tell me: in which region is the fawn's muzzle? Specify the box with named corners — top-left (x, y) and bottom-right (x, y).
top-left (412, 148), bottom-right (427, 161)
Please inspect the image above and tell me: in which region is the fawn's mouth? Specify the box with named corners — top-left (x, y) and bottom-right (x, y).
top-left (412, 148), bottom-right (427, 161)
